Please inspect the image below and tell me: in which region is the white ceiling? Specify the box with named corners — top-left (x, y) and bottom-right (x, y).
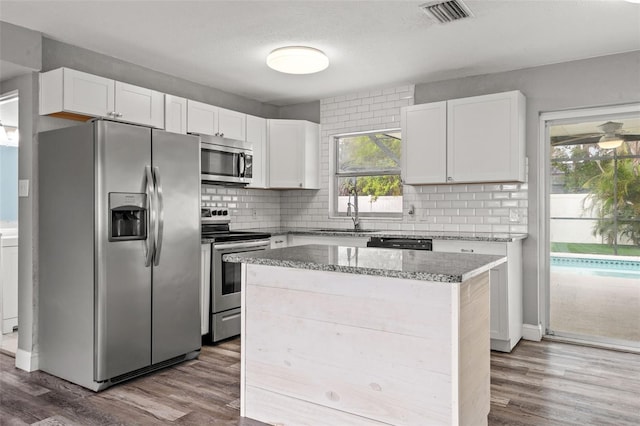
top-left (1, 0), bottom-right (639, 107)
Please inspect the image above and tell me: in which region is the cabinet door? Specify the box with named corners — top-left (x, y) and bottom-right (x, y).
top-left (401, 102), bottom-right (447, 184)
top-left (187, 100), bottom-right (218, 135)
top-left (268, 120), bottom-right (304, 188)
top-left (246, 115), bottom-right (267, 188)
top-left (489, 262), bottom-right (509, 340)
top-left (165, 95), bottom-right (187, 134)
top-left (447, 91), bottom-right (525, 183)
top-left (218, 107), bottom-right (246, 141)
top-left (115, 81), bottom-right (165, 128)
top-left (62, 68), bottom-right (114, 117)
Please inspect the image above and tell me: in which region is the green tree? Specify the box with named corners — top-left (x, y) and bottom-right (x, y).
top-left (583, 142), bottom-right (640, 247)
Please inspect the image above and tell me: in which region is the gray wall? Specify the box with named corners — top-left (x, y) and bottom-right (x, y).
top-left (0, 21), bottom-right (41, 72)
top-left (415, 50), bottom-right (640, 327)
top-left (0, 73), bottom-right (39, 358)
top-left (41, 37), bottom-right (281, 119)
top-left (278, 100), bottom-right (320, 123)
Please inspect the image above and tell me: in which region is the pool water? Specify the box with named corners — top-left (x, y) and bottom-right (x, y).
top-left (551, 255), bottom-right (640, 279)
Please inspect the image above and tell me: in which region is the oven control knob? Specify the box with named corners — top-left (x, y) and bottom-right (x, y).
top-left (211, 210), bottom-right (218, 216)
top-left (222, 210), bottom-right (228, 216)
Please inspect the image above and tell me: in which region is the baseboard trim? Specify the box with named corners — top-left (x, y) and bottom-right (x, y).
top-left (15, 349), bottom-right (39, 372)
top-left (522, 323), bottom-right (543, 341)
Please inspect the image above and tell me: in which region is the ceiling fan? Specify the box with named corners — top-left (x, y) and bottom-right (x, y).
top-left (550, 121), bottom-right (640, 149)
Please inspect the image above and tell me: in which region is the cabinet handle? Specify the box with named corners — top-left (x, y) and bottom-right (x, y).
top-left (299, 183), bottom-right (303, 188)
top-left (109, 111), bottom-right (117, 117)
top-left (461, 248), bottom-right (474, 253)
top-left (116, 112), bottom-right (123, 118)
top-left (220, 133), bottom-right (224, 137)
top-left (447, 177), bottom-right (453, 182)
top-left (274, 240), bottom-right (283, 244)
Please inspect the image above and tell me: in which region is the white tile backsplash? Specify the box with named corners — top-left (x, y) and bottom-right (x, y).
top-left (203, 84), bottom-right (528, 234)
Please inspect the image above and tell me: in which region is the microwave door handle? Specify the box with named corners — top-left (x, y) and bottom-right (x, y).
top-left (144, 165), bottom-right (155, 267)
top-left (153, 166), bottom-right (164, 266)
top-left (239, 153), bottom-right (246, 177)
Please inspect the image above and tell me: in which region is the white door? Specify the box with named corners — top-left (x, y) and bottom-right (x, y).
top-left (268, 120), bottom-right (304, 188)
top-left (401, 102), bottom-right (447, 184)
top-left (218, 107), bottom-right (246, 141)
top-left (164, 95), bottom-right (187, 134)
top-left (62, 68), bottom-right (114, 117)
top-left (246, 115), bottom-right (267, 188)
top-left (114, 82), bottom-right (164, 128)
top-left (187, 100), bottom-right (218, 135)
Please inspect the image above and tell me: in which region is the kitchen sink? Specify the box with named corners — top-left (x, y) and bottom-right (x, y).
top-left (312, 229), bottom-right (380, 233)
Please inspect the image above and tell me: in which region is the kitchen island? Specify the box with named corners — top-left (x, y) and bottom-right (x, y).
top-left (225, 244), bottom-right (506, 426)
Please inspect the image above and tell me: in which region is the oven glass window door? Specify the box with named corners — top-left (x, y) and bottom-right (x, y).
top-left (220, 247), bottom-right (267, 296)
top-left (202, 147), bottom-right (237, 177)
top-left (221, 259), bottom-right (242, 295)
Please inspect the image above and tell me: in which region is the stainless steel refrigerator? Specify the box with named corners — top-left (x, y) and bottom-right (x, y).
top-left (38, 120), bottom-right (201, 391)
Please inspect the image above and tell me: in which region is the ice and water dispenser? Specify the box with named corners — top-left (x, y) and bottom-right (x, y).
top-left (108, 193), bottom-right (147, 241)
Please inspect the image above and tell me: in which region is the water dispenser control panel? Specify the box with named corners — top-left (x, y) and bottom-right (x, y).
top-left (109, 193), bottom-right (147, 241)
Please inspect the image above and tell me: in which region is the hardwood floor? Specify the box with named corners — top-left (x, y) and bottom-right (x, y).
top-left (1, 338), bottom-right (639, 425)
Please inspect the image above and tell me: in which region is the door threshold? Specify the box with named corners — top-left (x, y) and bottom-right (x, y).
top-left (544, 334), bottom-right (640, 354)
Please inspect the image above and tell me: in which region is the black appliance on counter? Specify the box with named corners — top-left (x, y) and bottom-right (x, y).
top-left (367, 237), bottom-right (433, 251)
top-left (201, 208), bottom-right (271, 343)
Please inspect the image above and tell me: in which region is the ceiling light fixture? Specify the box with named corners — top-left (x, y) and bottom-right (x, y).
top-left (625, 0), bottom-right (640, 4)
top-left (266, 46), bottom-right (329, 75)
top-left (597, 134), bottom-right (623, 149)
top-left (597, 121), bottom-right (624, 149)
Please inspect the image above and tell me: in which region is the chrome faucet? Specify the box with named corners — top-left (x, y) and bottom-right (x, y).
top-left (346, 186), bottom-right (360, 231)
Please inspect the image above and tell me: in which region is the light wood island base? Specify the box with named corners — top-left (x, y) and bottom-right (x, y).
top-left (240, 264), bottom-right (490, 426)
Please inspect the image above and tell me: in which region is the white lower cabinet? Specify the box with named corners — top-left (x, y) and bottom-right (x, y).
top-left (288, 234), bottom-right (370, 248)
top-left (1, 236), bottom-right (19, 334)
top-left (200, 243), bottom-right (211, 336)
top-left (432, 239), bottom-right (523, 352)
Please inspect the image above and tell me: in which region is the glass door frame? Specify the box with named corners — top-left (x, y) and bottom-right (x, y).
top-left (538, 102), bottom-right (640, 345)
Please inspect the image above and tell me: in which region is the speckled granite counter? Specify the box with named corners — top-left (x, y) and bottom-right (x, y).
top-left (224, 244), bottom-right (505, 283)
top-left (237, 227), bottom-right (527, 242)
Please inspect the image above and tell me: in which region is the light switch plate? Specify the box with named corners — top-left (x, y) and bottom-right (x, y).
top-left (18, 179), bottom-right (29, 197)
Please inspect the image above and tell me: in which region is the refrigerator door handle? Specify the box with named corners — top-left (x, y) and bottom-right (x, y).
top-left (153, 166), bottom-right (164, 266)
top-left (144, 165), bottom-right (156, 267)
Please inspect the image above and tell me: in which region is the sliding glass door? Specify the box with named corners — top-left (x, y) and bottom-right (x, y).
top-left (546, 109), bottom-right (640, 350)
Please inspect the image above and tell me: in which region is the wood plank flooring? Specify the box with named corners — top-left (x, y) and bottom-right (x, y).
top-left (1, 338), bottom-right (639, 425)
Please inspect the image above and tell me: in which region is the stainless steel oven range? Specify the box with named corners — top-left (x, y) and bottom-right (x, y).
top-left (201, 208), bottom-right (270, 343)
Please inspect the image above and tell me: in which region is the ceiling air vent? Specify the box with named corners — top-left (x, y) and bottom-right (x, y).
top-left (420, 0), bottom-right (473, 24)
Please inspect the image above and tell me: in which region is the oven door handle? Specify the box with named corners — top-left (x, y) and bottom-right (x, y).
top-left (213, 240), bottom-right (270, 250)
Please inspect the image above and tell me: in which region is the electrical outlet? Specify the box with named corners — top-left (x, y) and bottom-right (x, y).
top-left (251, 208), bottom-right (257, 218)
top-left (509, 210), bottom-right (520, 223)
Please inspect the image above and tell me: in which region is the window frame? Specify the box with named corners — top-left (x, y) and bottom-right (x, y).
top-left (329, 128), bottom-right (403, 219)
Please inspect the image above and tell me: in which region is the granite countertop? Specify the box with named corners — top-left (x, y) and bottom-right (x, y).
top-left (224, 244), bottom-right (506, 283)
top-left (237, 227), bottom-right (527, 242)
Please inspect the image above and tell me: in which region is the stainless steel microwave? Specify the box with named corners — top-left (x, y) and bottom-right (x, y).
top-left (200, 135), bottom-right (253, 185)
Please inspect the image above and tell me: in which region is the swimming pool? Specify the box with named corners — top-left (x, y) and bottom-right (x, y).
top-left (551, 254), bottom-right (640, 279)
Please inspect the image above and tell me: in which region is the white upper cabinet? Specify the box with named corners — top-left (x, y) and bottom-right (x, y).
top-left (401, 101), bottom-right (447, 184)
top-left (246, 114), bottom-right (267, 188)
top-left (187, 101), bottom-right (247, 140)
top-left (218, 107), bottom-right (246, 141)
top-left (267, 119), bottom-right (319, 189)
top-left (39, 67), bottom-right (164, 128)
top-left (114, 81), bottom-right (164, 128)
top-left (401, 90), bottom-right (526, 184)
top-left (447, 91), bottom-right (525, 183)
top-left (164, 95), bottom-right (187, 134)
top-left (187, 99), bottom-right (218, 135)
top-left (41, 68), bottom-right (114, 118)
